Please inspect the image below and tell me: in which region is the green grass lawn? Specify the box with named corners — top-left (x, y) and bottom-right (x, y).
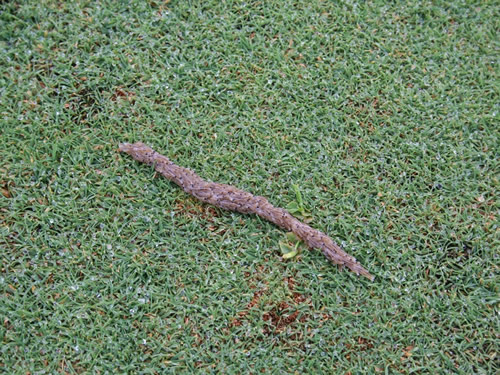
top-left (1, 0), bottom-right (498, 373)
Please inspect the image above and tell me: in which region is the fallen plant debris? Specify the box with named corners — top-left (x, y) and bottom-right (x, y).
top-left (119, 142), bottom-right (374, 281)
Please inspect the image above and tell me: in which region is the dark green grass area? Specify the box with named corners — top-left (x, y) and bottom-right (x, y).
top-left (1, 0), bottom-right (498, 373)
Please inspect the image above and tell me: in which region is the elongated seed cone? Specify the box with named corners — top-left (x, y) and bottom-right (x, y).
top-left (119, 142), bottom-right (374, 281)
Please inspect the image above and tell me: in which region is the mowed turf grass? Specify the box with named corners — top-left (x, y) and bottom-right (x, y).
top-left (1, 0), bottom-right (498, 373)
